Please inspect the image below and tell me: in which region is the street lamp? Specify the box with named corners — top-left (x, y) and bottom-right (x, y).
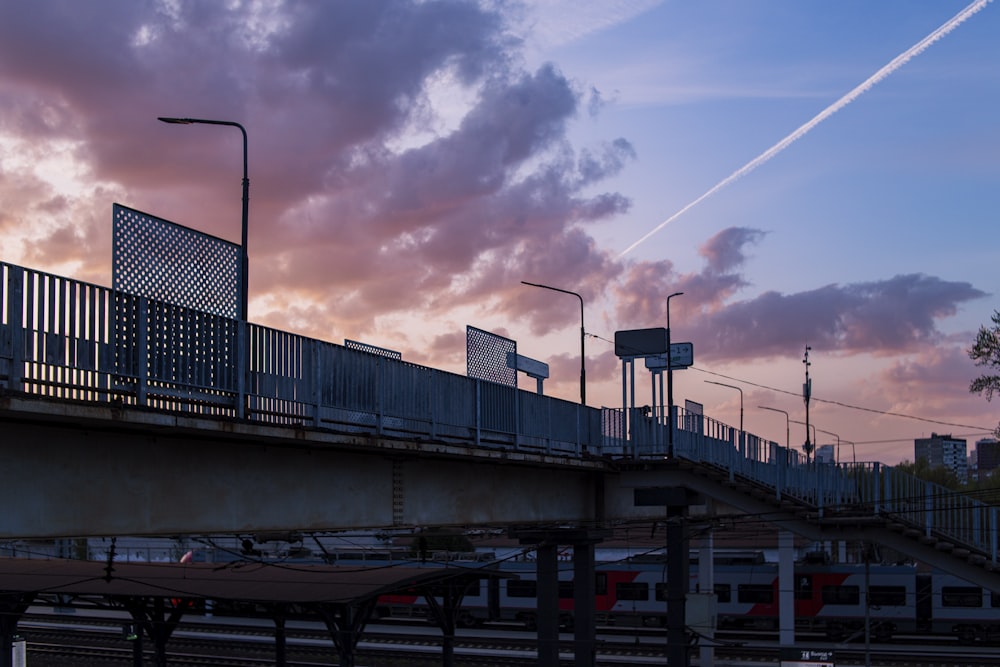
top-left (705, 380), bottom-right (743, 433)
top-left (158, 117), bottom-right (249, 322)
top-left (520, 281), bottom-right (586, 406)
top-left (666, 291), bottom-right (683, 457)
top-left (758, 406), bottom-right (790, 448)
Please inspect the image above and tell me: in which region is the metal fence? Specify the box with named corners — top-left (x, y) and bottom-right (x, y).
top-left (0, 262), bottom-right (600, 456)
top-left (1, 260), bottom-right (996, 563)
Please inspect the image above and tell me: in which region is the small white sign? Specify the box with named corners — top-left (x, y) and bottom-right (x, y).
top-left (644, 342), bottom-right (694, 370)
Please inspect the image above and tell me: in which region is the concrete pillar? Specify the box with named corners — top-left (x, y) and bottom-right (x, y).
top-left (536, 543), bottom-right (560, 665)
top-left (699, 532), bottom-right (715, 667)
top-left (779, 530), bottom-right (795, 646)
top-left (573, 542), bottom-right (597, 667)
top-left (666, 503), bottom-right (690, 667)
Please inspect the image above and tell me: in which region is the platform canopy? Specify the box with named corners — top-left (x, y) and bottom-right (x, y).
top-left (0, 557), bottom-right (498, 605)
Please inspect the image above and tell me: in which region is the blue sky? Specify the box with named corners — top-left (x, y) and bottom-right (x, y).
top-left (0, 1), bottom-right (996, 464)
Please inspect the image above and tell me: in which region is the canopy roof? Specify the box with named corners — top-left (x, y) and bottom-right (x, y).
top-left (0, 557), bottom-right (497, 605)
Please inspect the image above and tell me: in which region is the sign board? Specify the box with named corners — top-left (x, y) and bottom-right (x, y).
top-left (506, 352), bottom-right (549, 379)
top-left (780, 648), bottom-right (835, 667)
top-left (685, 592), bottom-right (717, 639)
top-left (614, 328), bottom-right (667, 358)
top-left (644, 342), bottom-right (694, 370)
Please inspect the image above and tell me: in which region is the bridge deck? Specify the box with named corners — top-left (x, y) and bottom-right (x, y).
top-left (1, 260), bottom-right (997, 580)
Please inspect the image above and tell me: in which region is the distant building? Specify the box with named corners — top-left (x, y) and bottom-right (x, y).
top-left (814, 444), bottom-right (836, 464)
top-left (914, 433), bottom-right (968, 482)
top-left (976, 438), bottom-right (1000, 479)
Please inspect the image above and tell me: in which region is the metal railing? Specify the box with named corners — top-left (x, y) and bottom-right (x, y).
top-left (1, 260), bottom-right (996, 564)
top-left (0, 262), bottom-right (600, 456)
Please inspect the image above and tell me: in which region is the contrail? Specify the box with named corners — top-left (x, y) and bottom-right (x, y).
top-left (618, 0), bottom-right (992, 259)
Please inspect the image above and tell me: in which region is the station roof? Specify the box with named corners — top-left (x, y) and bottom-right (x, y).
top-left (0, 557), bottom-right (498, 605)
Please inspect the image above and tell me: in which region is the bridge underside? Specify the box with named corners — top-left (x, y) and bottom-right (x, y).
top-left (613, 463), bottom-right (1000, 592)
top-left (0, 394), bottom-right (606, 539)
top-left (6, 392), bottom-right (1000, 594)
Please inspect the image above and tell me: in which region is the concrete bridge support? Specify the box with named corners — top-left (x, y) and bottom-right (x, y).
top-left (516, 528), bottom-right (610, 667)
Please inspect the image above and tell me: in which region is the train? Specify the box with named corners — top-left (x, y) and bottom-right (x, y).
top-left (371, 552), bottom-right (1000, 643)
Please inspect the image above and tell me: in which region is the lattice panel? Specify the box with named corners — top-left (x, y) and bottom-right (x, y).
top-left (113, 203), bottom-right (240, 319)
top-left (466, 326), bottom-right (516, 387)
top-left (345, 339), bottom-right (402, 360)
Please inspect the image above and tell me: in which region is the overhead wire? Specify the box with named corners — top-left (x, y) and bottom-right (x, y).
top-left (587, 331), bottom-right (994, 436)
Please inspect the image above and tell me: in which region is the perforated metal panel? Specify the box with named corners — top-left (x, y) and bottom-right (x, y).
top-left (345, 339), bottom-right (402, 360)
top-left (466, 326), bottom-right (516, 387)
top-left (112, 203), bottom-right (240, 319)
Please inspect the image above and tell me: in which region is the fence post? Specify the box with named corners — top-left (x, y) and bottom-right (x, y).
top-left (236, 320), bottom-right (247, 419)
top-left (872, 463), bottom-right (882, 516)
top-left (773, 443), bottom-right (783, 502)
top-left (311, 339), bottom-right (321, 428)
top-left (376, 356), bottom-right (384, 437)
top-left (925, 481), bottom-right (934, 539)
top-left (973, 506), bottom-right (981, 553)
top-left (992, 507), bottom-right (998, 564)
top-left (474, 380), bottom-right (482, 447)
top-left (7, 266), bottom-right (24, 392)
top-left (137, 299), bottom-right (148, 406)
top-left (428, 370), bottom-right (438, 441)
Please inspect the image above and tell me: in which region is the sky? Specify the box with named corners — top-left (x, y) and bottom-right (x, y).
top-left (0, 0), bottom-right (997, 466)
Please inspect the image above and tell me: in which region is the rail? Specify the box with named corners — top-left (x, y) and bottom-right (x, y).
top-left (0, 260), bottom-right (996, 564)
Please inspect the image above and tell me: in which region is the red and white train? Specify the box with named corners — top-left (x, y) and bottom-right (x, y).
top-left (374, 554), bottom-right (1000, 643)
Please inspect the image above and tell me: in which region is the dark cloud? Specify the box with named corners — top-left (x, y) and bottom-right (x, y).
top-left (0, 0), bottom-right (634, 341)
top-left (2, 0), bottom-right (988, 422)
top-left (612, 226), bottom-right (987, 363)
top-left (701, 227), bottom-right (767, 274)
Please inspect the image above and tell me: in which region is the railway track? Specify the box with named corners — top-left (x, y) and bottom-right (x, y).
top-left (18, 612), bottom-right (1000, 666)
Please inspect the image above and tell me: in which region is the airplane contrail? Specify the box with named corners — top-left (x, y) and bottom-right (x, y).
top-left (618, 0), bottom-right (992, 259)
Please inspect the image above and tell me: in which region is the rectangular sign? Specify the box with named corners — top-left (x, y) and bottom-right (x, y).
top-left (506, 352), bottom-right (550, 379)
top-left (644, 342), bottom-right (694, 369)
top-left (780, 648), bottom-right (835, 667)
top-left (614, 328), bottom-right (667, 357)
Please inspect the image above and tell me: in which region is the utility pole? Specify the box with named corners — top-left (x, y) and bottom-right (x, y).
top-left (803, 346), bottom-right (812, 464)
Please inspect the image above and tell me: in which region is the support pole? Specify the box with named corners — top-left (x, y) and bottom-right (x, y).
top-left (574, 542), bottom-right (597, 667)
top-left (698, 531), bottom-right (715, 667)
top-left (778, 531), bottom-right (795, 646)
top-left (536, 543), bottom-right (560, 665)
top-left (666, 503), bottom-right (690, 667)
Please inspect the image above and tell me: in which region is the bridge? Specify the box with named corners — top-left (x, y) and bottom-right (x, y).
top-left (2, 256), bottom-right (1000, 667)
top-left (2, 257), bottom-right (998, 582)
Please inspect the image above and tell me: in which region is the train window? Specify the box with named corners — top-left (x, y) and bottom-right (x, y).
top-left (714, 583), bottom-right (731, 603)
top-left (869, 585), bottom-right (906, 606)
top-left (559, 581), bottom-right (575, 599)
top-left (821, 585), bottom-right (860, 605)
top-left (616, 581), bottom-right (650, 601)
top-left (507, 580), bottom-right (537, 598)
top-left (941, 586), bottom-right (982, 608)
top-left (795, 576), bottom-right (813, 600)
top-left (596, 573), bottom-right (607, 596)
top-left (655, 582), bottom-right (667, 602)
top-left (738, 584), bottom-right (774, 604)
top-left (991, 591), bottom-right (1000, 608)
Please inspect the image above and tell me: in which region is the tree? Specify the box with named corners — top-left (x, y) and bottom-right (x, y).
top-left (969, 309), bottom-right (1000, 438)
top-left (896, 458), bottom-right (961, 489)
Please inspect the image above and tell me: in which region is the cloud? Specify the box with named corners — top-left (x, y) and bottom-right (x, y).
top-left (612, 226), bottom-right (987, 362)
top-left (0, 1), bottom-right (635, 344)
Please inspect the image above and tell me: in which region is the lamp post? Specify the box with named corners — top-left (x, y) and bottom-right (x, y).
top-left (758, 406), bottom-right (790, 448)
top-left (158, 117), bottom-right (249, 322)
top-left (843, 439), bottom-right (857, 466)
top-left (705, 380), bottom-right (743, 433)
top-left (666, 291), bottom-right (684, 457)
top-left (520, 281), bottom-right (586, 406)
